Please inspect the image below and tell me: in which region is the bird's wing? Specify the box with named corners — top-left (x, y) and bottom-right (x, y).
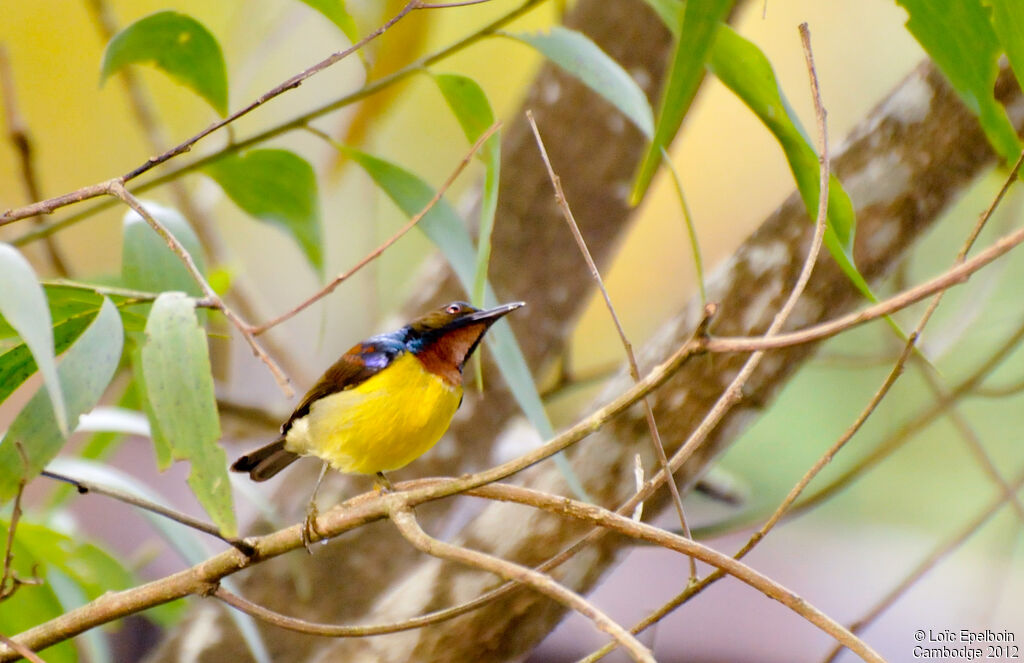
top-left (281, 336), bottom-right (404, 434)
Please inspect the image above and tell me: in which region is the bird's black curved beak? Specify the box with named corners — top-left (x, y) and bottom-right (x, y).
top-left (464, 301), bottom-right (525, 325)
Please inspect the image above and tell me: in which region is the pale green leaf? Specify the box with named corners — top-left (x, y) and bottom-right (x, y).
top-left (0, 282), bottom-right (150, 342)
top-left (632, 0), bottom-right (733, 202)
top-left (100, 10), bottom-right (228, 115)
top-left (141, 292), bottom-right (235, 536)
top-left (0, 522), bottom-right (77, 663)
top-left (0, 298), bottom-right (123, 502)
top-left (898, 0), bottom-right (1020, 163)
top-left (0, 243), bottom-right (68, 435)
top-left (296, 0), bottom-right (360, 43)
top-left (204, 149), bottom-right (324, 276)
top-left (708, 25), bottom-right (874, 298)
top-left (432, 73), bottom-right (501, 311)
top-left (508, 27), bottom-right (654, 138)
top-left (122, 201), bottom-right (206, 297)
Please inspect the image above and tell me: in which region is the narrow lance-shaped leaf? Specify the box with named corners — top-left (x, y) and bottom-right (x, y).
top-left (100, 10), bottom-right (229, 116)
top-left (708, 24), bottom-right (875, 300)
top-left (0, 315), bottom-right (95, 409)
top-left (432, 73), bottom-right (500, 310)
top-left (0, 281), bottom-right (151, 342)
top-left (898, 0), bottom-right (1021, 164)
top-left (141, 292), bottom-right (235, 536)
top-left (204, 149), bottom-right (324, 276)
top-left (344, 148), bottom-right (590, 500)
top-left (507, 27), bottom-right (654, 139)
top-left (632, 0), bottom-right (733, 203)
top-left (0, 283), bottom-right (152, 421)
top-left (0, 298), bottom-right (123, 501)
top-left (122, 201), bottom-right (206, 297)
top-left (0, 243), bottom-right (68, 435)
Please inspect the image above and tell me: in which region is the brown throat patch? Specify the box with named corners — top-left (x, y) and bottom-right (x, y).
top-left (413, 322), bottom-right (488, 385)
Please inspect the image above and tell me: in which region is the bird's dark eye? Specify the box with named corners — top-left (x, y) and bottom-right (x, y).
top-left (446, 304), bottom-right (461, 314)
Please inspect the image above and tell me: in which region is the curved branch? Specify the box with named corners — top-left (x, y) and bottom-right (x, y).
top-left (389, 508), bottom-right (655, 663)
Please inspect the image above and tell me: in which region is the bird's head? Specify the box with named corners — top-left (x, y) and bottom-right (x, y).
top-left (405, 301), bottom-right (524, 382)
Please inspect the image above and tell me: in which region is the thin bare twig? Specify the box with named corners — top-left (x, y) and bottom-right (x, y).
top-left (469, 483), bottom-right (885, 663)
top-left (0, 482), bottom-right (25, 603)
top-left (216, 583), bottom-right (488, 637)
top-left (0, 307), bottom-right (715, 659)
top-left (577, 26), bottom-right (833, 661)
top-left (583, 73), bottom-right (1024, 663)
top-left (527, 110), bottom-right (697, 578)
top-left (0, 635), bottom-right (42, 663)
top-left (251, 121), bottom-right (502, 335)
top-left (419, 0), bottom-right (494, 6)
top-left (388, 506), bottom-right (655, 663)
top-left (820, 466), bottom-right (1024, 663)
top-left (39, 470), bottom-right (253, 554)
top-left (0, 0), bottom-right (476, 226)
top-left (1, 444), bottom-right (35, 604)
top-left (905, 150), bottom-right (1024, 520)
top-left (83, 0), bottom-right (306, 384)
top-left (106, 181), bottom-right (293, 396)
top-left (0, 45), bottom-right (70, 276)
top-left (660, 146), bottom-right (706, 305)
top-left (642, 19), bottom-right (831, 513)
top-left (4, 0), bottom-right (545, 241)
top-left (702, 218), bottom-right (1024, 354)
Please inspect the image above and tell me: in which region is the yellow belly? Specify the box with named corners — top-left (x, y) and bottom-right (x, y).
top-left (283, 353), bottom-right (462, 475)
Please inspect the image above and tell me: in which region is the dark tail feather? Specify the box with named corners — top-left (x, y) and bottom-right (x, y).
top-left (231, 438), bottom-right (300, 481)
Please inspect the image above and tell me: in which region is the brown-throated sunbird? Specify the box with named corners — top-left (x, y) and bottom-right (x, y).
top-left (231, 300), bottom-right (524, 544)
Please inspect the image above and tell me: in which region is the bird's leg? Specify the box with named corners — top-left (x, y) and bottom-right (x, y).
top-left (302, 462), bottom-right (329, 553)
top-left (375, 471), bottom-right (394, 492)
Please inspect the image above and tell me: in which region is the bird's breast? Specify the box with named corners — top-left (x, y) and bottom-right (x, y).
top-left (284, 352), bottom-right (462, 475)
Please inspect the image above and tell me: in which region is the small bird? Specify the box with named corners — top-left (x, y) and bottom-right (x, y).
top-left (231, 300), bottom-right (524, 541)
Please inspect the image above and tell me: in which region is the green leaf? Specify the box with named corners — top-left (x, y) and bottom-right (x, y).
top-left (344, 148), bottom-right (590, 500)
top-left (11, 521), bottom-right (136, 601)
top-left (296, 0), bottom-right (360, 44)
top-left (632, 0), bottom-right (733, 202)
top-left (0, 298), bottom-right (123, 502)
top-left (507, 27), bottom-right (654, 138)
top-left (204, 149), bottom-right (324, 276)
top-left (433, 73), bottom-right (498, 160)
top-left (897, 0), bottom-right (1020, 163)
top-left (0, 523), bottom-right (76, 663)
top-left (0, 282), bottom-right (149, 342)
top-left (0, 243), bottom-right (68, 435)
top-left (432, 73), bottom-right (501, 310)
top-left (133, 344), bottom-right (173, 470)
top-left (708, 25), bottom-right (875, 299)
top-left (122, 202), bottom-right (206, 297)
top-left (985, 0), bottom-right (1024, 115)
top-left (0, 315), bottom-right (94, 409)
top-left (100, 10), bottom-right (229, 116)
top-left (0, 517), bottom-right (155, 661)
top-left (141, 292), bottom-right (235, 536)
top-left (0, 285), bottom-right (150, 418)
